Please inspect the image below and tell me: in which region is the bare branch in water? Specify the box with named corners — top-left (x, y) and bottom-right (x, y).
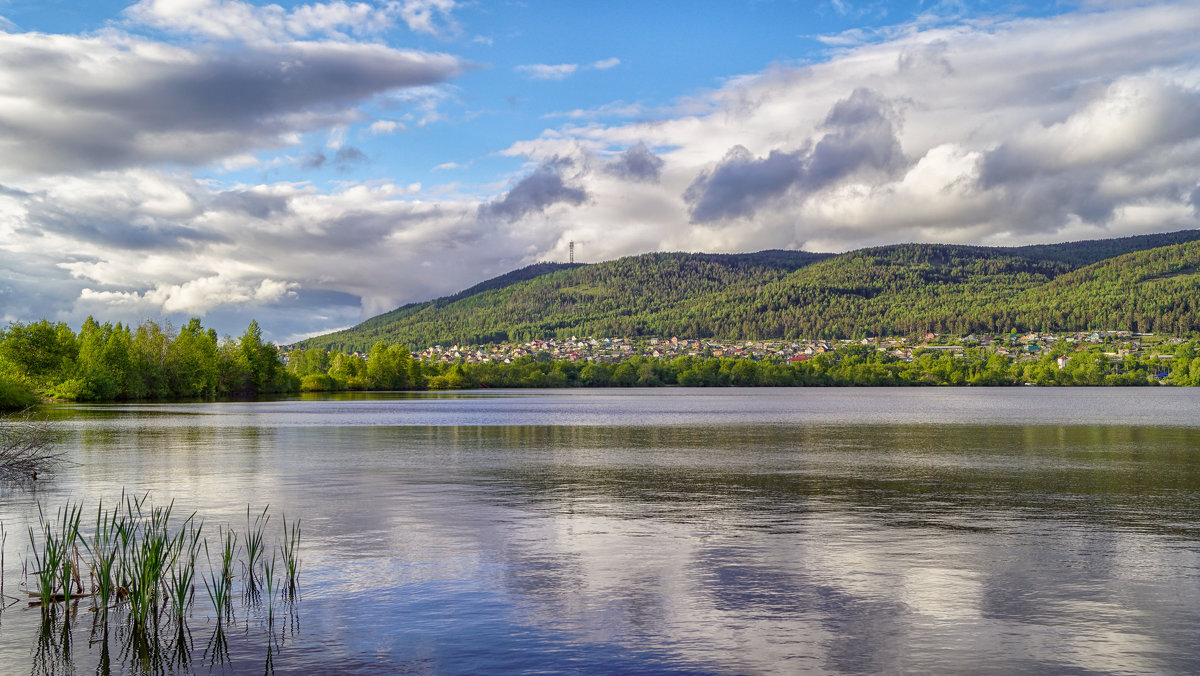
top-left (0, 410), bottom-right (65, 483)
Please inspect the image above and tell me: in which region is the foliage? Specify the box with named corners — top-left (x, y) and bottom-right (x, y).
top-left (300, 231), bottom-right (1200, 351)
top-left (0, 317), bottom-right (296, 402)
top-left (302, 251), bottom-right (830, 351)
top-left (0, 375), bottom-right (37, 410)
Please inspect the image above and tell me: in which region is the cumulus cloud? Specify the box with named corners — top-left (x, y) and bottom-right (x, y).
top-left (368, 120), bottom-right (404, 135)
top-left (479, 161), bottom-right (589, 221)
top-left (397, 0), bottom-right (459, 37)
top-left (684, 146), bottom-right (805, 223)
top-left (79, 277), bottom-right (297, 315)
top-left (0, 168), bottom-right (557, 340)
top-left (606, 143), bottom-right (665, 183)
top-left (684, 88), bottom-right (904, 222)
top-left (592, 57), bottom-right (621, 70)
top-left (0, 33), bottom-right (464, 178)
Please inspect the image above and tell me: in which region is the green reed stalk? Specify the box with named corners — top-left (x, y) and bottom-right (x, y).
top-left (280, 514), bottom-right (300, 600)
top-left (126, 501), bottom-right (178, 629)
top-left (167, 521), bottom-right (202, 623)
top-left (203, 523), bottom-right (239, 621)
top-left (262, 550), bottom-right (277, 623)
top-left (59, 502), bottom-right (83, 606)
top-left (243, 506), bottom-right (269, 594)
top-left (89, 499), bottom-right (123, 615)
top-left (28, 501), bottom-right (83, 610)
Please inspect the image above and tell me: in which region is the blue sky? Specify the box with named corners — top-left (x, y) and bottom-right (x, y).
top-left (1, 1), bottom-right (1198, 341)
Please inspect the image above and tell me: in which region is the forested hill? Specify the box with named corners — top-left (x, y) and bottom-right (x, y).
top-left (301, 230), bottom-right (1200, 351)
top-left (302, 250), bottom-right (830, 351)
top-left (1003, 229), bottom-right (1200, 267)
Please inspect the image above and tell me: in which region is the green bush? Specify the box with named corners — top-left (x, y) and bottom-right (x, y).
top-left (0, 375), bottom-right (38, 410)
top-left (300, 373), bottom-right (337, 392)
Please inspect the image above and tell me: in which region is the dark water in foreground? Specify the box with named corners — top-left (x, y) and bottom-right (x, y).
top-left (2, 388), bottom-right (1199, 674)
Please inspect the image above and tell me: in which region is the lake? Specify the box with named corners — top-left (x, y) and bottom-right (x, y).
top-left (2, 388), bottom-right (1199, 674)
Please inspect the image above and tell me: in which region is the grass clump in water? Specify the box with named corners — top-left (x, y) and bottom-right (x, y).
top-left (19, 494), bottom-right (301, 639)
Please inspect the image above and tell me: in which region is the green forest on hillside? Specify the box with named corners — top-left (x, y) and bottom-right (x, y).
top-left (303, 230), bottom-right (1200, 352)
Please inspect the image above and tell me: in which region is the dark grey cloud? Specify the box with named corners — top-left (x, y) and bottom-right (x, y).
top-left (1191, 186), bottom-right (1200, 215)
top-left (302, 152), bottom-right (328, 169)
top-left (22, 196), bottom-right (227, 251)
top-left (334, 146), bottom-right (368, 171)
top-left (0, 183), bottom-right (31, 198)
top-left (810, 88), bottom-right (905, 184)
top-left (479, 160), bottom-right (588, 222)
top-left (209, 190), bottom-right (292, 219)
top-left (0, 35), bottom-right (466, 174)
top-left (683, 146), bottom-right (805, 223)
top-left (606, 142), bottom-right (665, 182)
top-left (685, 88), bottom-right (904, 222)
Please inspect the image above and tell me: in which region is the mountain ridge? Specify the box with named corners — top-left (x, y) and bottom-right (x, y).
top-left (301, 230), bottom-right (1200, 351)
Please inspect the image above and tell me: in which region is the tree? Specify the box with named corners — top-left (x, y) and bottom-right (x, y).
top-left (0, 320), bottom-right (78, 389)
top-left (167, 318), bottom-right (220, 398)
top-left (366, 342), bottom-right (412, 390)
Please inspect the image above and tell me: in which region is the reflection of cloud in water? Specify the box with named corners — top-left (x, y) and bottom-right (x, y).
top-left (486, 474), bottom-right (1199, 674)
top-left (8, 395), bottom-right (1200, 674)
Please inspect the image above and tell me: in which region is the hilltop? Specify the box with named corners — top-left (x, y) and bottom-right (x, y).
top-left (300, 230), bottom-right (1200, 352)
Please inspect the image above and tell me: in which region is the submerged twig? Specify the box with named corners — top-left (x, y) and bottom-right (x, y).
top-left (0, 410), bottom-right (66, 483)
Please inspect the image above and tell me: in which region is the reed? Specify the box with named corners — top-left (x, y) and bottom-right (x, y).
top-left (19, 494), bottom-right (303, 669)
top-left (262, 550), bottom-right (277, 624)
top-left (124, 500), bottom-right (177, 629)
top-left (280, 514), bottom-right (301, 600)
top-left (28, 501), bottom-right (84, 610)
top-left (202, 525), bottom-right (237, 621)
top-left (243, 505), bottom-right (270, 595)
top-left (167, 520), bottom-right (203, 623)
top-left (89, 498), bottom-right (122, 616)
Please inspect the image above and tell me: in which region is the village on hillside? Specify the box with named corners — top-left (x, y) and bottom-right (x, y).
top-left (349, 331), bottom-right (1184, 369)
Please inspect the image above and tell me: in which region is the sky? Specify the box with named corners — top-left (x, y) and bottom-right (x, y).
top-left (1, 1), bottom-right (1198, 343)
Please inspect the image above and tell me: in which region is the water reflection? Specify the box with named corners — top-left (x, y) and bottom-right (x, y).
top-left (2, 390), bottom-right (1199, 674)
top-left (19, 596), bottom-right (302, 675)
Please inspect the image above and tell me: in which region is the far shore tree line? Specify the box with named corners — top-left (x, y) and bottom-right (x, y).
top-left (0, 317), bottom-right (293, 409)
top-left (4, 316), bottom-right (1200, 409)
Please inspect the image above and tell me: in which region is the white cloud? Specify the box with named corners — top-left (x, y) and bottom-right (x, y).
top-left (516, 63), bottom-right (579, 80)
top-left (500, 2), bottom-right (1200, 252)
top-left (368, 120), bottom-right (405, 135)
top-left (397, 0), bottom-right (459, 37)
top-left (125, 0), bottom-right (451, 42)
top-left (592, 57), bottom-right (621, 70)
top-left (79, 276), bottom-right (297, 315)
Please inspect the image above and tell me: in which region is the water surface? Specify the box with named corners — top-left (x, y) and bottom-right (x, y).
top-left (2, 388), bottom-right (1199, 674)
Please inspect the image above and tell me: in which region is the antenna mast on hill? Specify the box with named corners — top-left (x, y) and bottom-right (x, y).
top-left (569, 241), bottom-right (575, 264)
